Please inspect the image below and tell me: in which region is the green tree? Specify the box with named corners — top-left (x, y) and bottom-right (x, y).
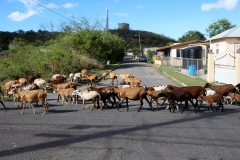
top-left (147, 50), bottom-right (154, 64)
top-left (206, 18), bottom-right (236, 38)
top-left (178, 30), bottom-right (206, 42)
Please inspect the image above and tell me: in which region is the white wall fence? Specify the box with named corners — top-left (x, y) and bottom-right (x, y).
top-left (159, 57), bottom-right (208, 80)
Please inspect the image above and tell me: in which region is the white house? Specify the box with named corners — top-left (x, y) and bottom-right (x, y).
top-left (206, 26), bottom-right (240, 84)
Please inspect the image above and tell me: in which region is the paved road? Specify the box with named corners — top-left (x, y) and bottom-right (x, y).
top-left (0, 56), bottom-right (240, 160)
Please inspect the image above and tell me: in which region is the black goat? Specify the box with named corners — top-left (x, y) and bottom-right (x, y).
top-left (157, 90), bottom-right (197, 113)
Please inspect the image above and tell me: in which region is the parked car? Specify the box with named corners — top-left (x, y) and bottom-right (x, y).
top-left (132, 53), bottom-right (138, 58)
top-left (138, 56), bottom-right (147, 62)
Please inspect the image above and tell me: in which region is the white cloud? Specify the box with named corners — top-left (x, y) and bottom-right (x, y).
top-left (8, 10), bottom-right (37, 21)
top-left (115, 12), bottom-right (129, 17)
top-left (201, 0), bottom-right (239, 11)
top-left (7, 0), bottom-right (78, 22)
top-left (62, 3), bottom-right (78, 9)
top-left (7, 0), bottom-right (39, 21)
top-left (135, 4), bottom-right (143, 9)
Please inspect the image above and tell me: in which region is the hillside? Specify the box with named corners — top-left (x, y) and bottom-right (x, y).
top-left (109, 29), bottom-right (177, 51)
top-left (0, 29), bottom-right (177, 52)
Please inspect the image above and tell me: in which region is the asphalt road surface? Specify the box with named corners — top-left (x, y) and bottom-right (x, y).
top-left (0, 56), bottom-right (240, 160)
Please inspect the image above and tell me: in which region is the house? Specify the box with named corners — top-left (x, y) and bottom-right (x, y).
top-left (206, 26), bottom-right (240, 84)
top-left (155, 40), bottom-right (208, 70)
top-left (143, 47), bottom-right (159, 56)
top-left (156, 40), bottom-right (208, 58)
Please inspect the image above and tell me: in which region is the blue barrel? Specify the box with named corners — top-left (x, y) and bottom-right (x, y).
top-left (188, 65), bottom-right (196, 75)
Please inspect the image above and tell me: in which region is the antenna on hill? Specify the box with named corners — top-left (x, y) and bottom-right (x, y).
top-left (106, 9), bottom-right (109, 32)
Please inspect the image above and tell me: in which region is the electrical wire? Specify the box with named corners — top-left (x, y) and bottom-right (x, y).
top-left (30, 0), bottom-right (75, 23)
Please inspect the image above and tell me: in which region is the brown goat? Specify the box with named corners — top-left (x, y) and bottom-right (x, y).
top-left (18, 78), bottom-right (27, 86)
top-left (109, 71), bottom-right (118, 85)
top-left (147, 88), bottom-right (174, 111)
top-left (166, 85), bottom-right (206, 106)
top-left (204, 83), bottom-right (236, 96)
top-left (157, 90), bottom-right (197, 113)
top-left (198, 94), bottom-right (224, 112)
top-left (46, 82), bottom-right (77, 92)
top-left (87, 86), bottom-right (115, 108)
top-left (124, 77), bottom-right (141, 87)
top-left (81, 69), bottom-right (88, 78)
top-left (102, 71), bottom-right (110, 80)
top-left (86, 74), bottom-right (98, 87)
top-left (118, 73), bottom-right (131, 84)
top-left (11, 89), bottom-right (49, 114)
top-left (227, 92), bottom-right (240, 105)
top-left (110, 86), bottom-right (154, 112)
top-left (54, 88), bottom-right (76, 105)
top-left (27, 75), bottom-right (37, 84)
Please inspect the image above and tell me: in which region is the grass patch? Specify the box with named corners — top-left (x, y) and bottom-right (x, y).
top-left (156, 67), bottom-right (207, 86)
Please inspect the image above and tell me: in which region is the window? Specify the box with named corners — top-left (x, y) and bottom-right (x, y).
top-left (235, 44), bottom-right (240, 53)
top-left (176, 49), bottom-right (181, 57)
top-left (215, 44), bottom-right (219, 54)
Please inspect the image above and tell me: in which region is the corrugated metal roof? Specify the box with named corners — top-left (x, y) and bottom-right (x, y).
top-left (208, 26), bottom-right (240, 41)
top-left (156, 40), bottom-right (206, 51)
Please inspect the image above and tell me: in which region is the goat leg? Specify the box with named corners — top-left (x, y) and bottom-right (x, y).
top-left (0, 99), bottom-right (6, 110)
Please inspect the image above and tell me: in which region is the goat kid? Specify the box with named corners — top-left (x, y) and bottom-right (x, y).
top-left (157, 90), bottom-right (197, 113)
top-left (198, 94), bottom-right (224, 112)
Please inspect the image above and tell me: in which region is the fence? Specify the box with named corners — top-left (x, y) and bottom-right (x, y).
top-left (160, 57), bottom-right (208, 80)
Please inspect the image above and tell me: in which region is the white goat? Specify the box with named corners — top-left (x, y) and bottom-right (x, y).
top-left (34, 78), bottom-right (46, 91)
top-left (72, 90), bottom-right (102, 110)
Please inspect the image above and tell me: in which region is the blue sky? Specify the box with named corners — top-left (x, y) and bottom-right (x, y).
top-left (1, 0), bottom-right (239, 40)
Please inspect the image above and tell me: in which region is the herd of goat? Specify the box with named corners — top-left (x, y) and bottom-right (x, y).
top-left (1, 69), bottom-right (240, 115)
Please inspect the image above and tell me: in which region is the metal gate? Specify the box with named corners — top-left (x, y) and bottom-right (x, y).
top-left (214, 49), bottom-right (235, 84)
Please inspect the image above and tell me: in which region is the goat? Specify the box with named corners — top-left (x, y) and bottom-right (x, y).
top-left (72, 90), bottom-right (102, 110)
top-left (102, 71), bottom-right (109, 80)
top-left (204, 83), bottom-right (236, 96)
top-left (46, 82), bottom-right (77, 102)
top-left (0, 99), bottom-right (6, 110)
top-left (33, 78), bottom-right (47, 91)
top-left (18, 78), bottom-right (27, 86)
top-left (109, 71), bottom-right (118, 85)
top-left (54, 88), bottom-right (76, 105)
top-left (28, 75), bottom-right (36, 84)
top-left (147, 87), bottom-right (178, 111)
top-left (152, 85), bottom-right (167, 91)
top-left (69, 73), bottom-right (74, 82)
top-left (226, 92), bottom-right (240, 105)
top-left (157, 90), bottom-right (197, 113)
top-left (0, 87), bottom-right (4, 100)
top-left (81, 69), bottom-right (88, 78)
top-left (166, 85), bottom-right (206, 106)
top-left (109, 86), bottom-right (154, 112)
top-left (87, 86), bottom-right (115, 108)
top-left (73, 73), bottom-right (82, 83)
top-left (86, 74), bottom-right (98, 87)
top-left (11, 89), bottom-right (49, 114)
top-left (46, 82), bottom-right (77, 92)
top-left (118, 73), bottom-right (131, 84)
top-left (1, 80), bottom-right (19, 99)
top-left (48, 76), bottom-right (66, 84)
top-left (124, 77), bottom-right (141, 87)
top-left (235, 83), bottom-right (240, 93)
top-left (198, 94), bottom-right (224, 112)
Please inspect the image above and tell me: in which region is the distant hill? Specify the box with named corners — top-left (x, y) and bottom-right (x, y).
top-left (109, 29), bottom-right (177, 50)
top-left (0, 29), bottom-right (177, 51)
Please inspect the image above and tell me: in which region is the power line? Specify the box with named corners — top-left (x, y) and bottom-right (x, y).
top-left (30, 0), bottom-right (75, 23)
top-left (44, 0), bottom-right (82, 22)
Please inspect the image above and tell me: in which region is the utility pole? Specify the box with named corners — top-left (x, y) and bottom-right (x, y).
top-left (106, 9), bottom-right (109, 32)
top-left (135, 33), bottom-right (142, 55)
